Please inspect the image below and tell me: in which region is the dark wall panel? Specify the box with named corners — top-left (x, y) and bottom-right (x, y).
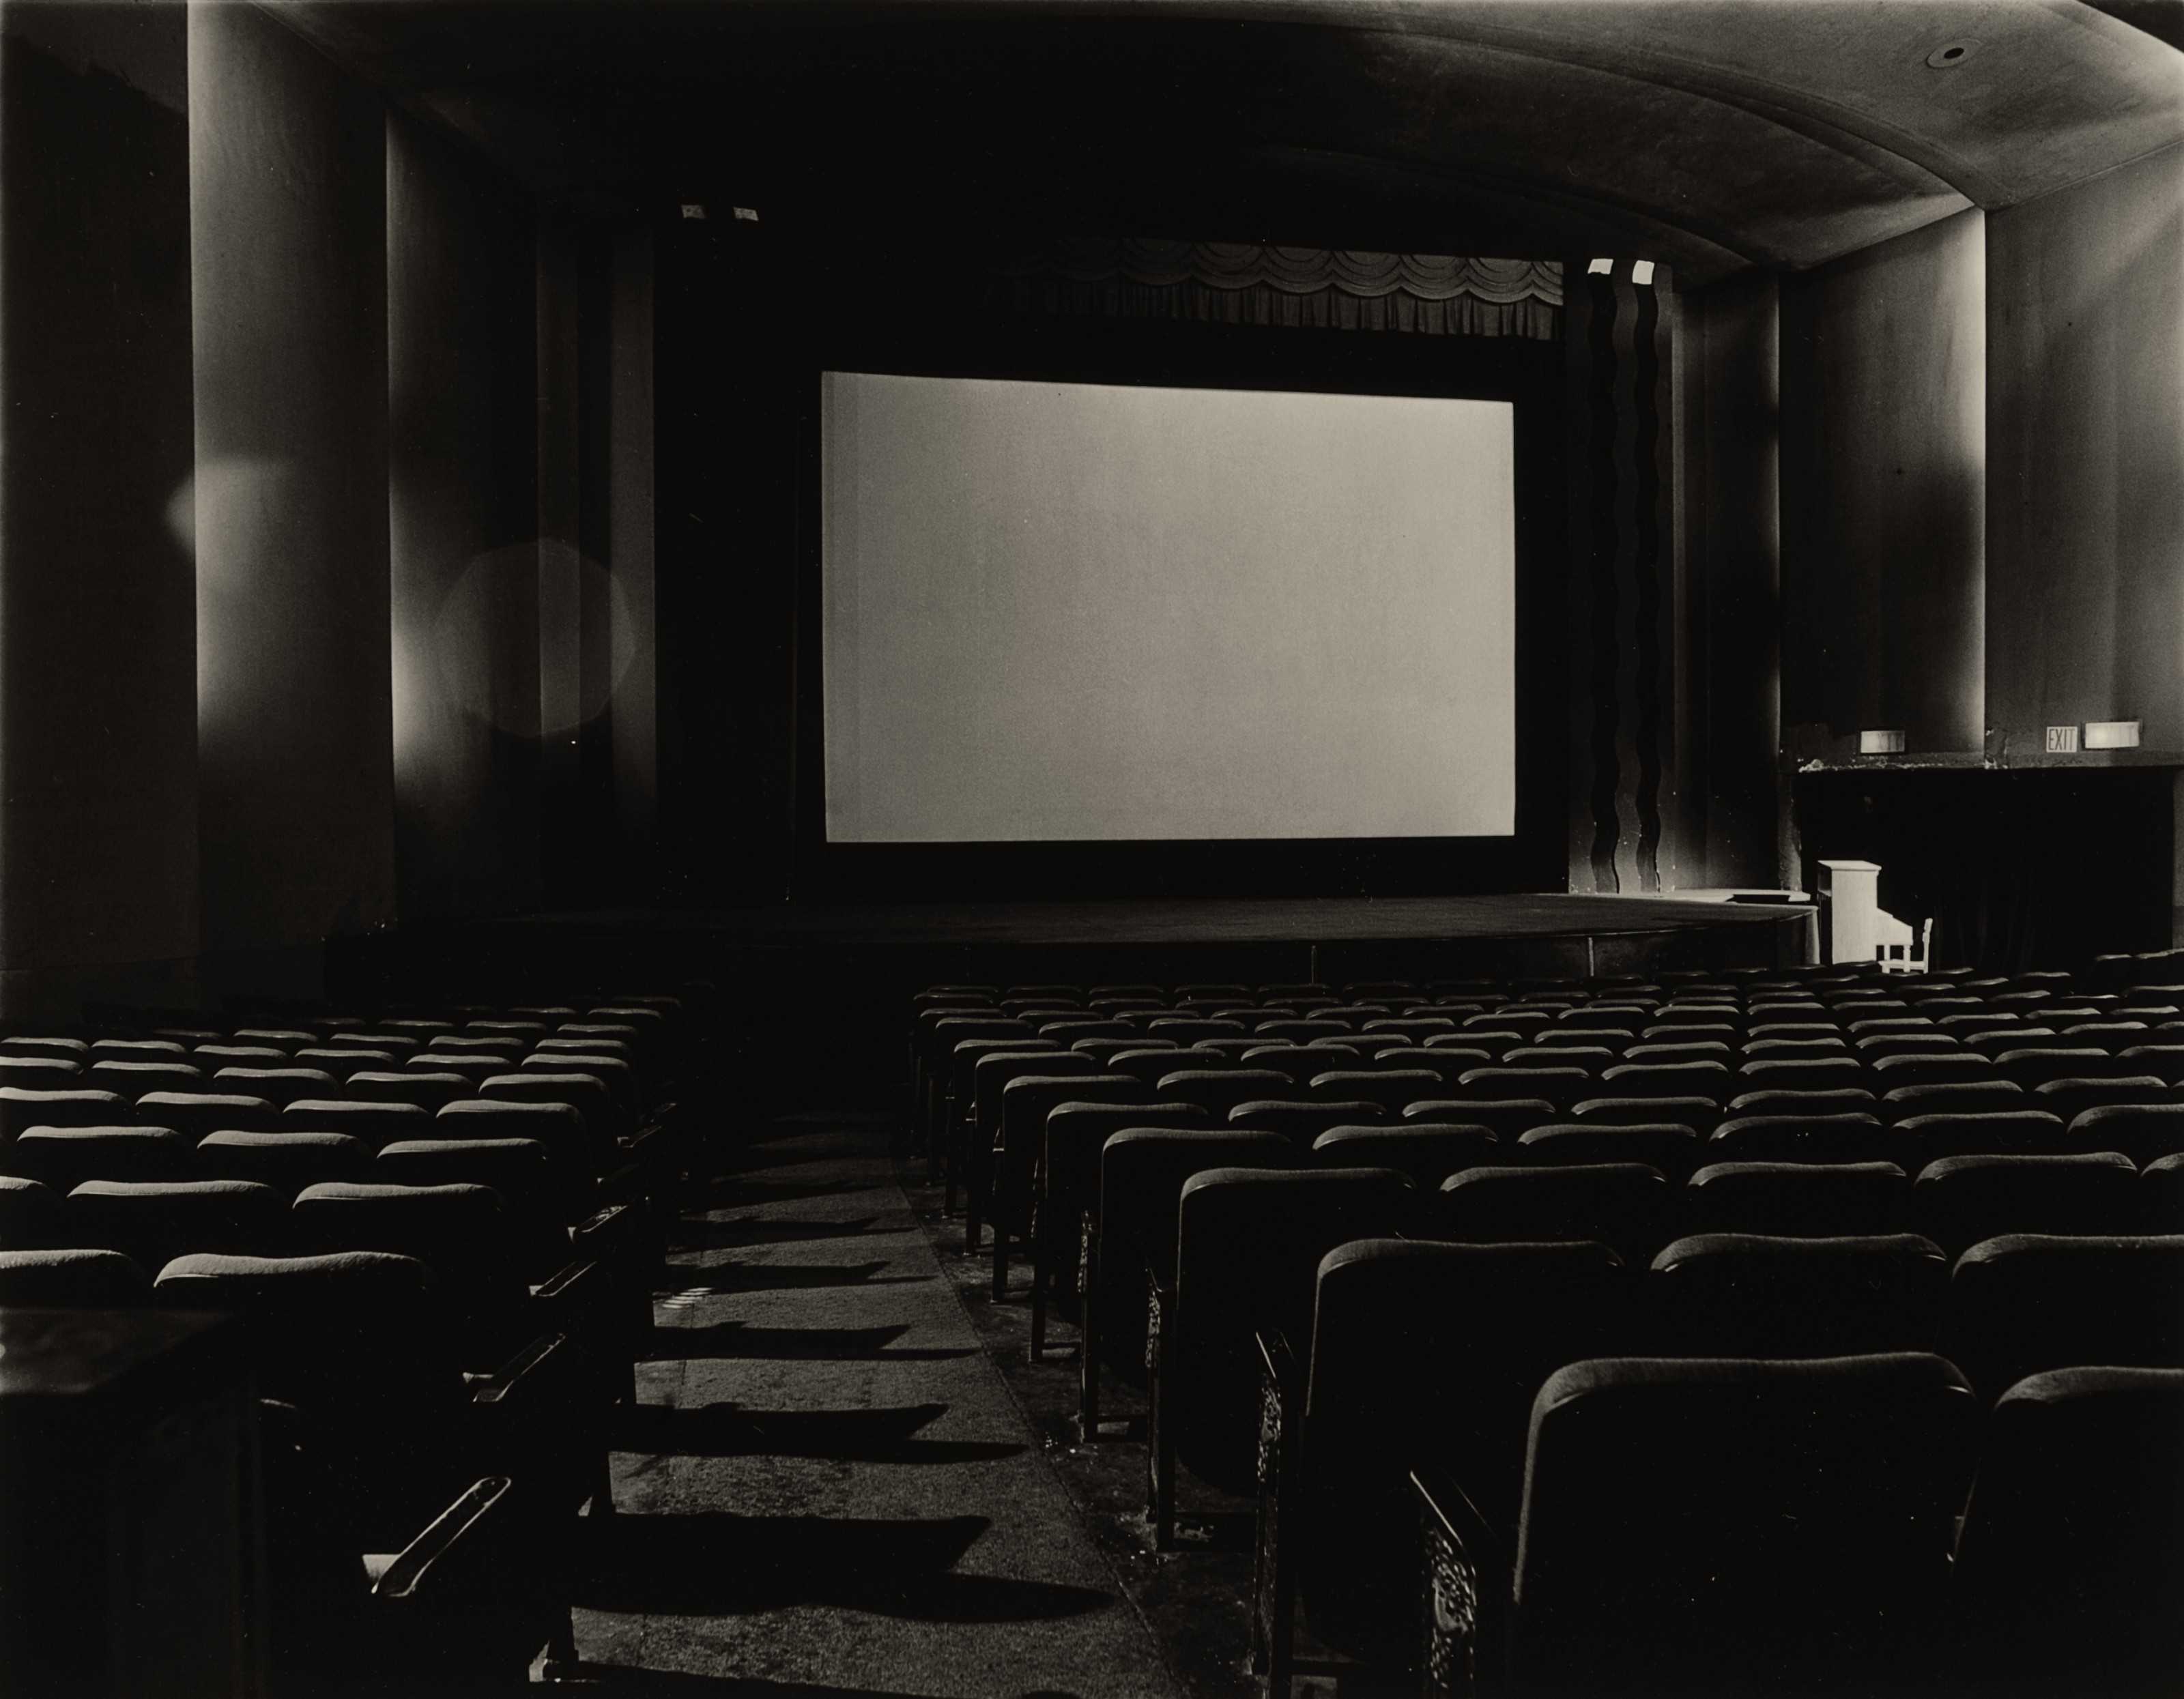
top-left (1676, 269), bottom-right (1785, 888)
top-left (190, 2), bottom-right (393, 976)
top-left (387, 112), bottom-right (541, 921)
top-left (0, 8), bottom-right (198, 1017)
top-left (1781, 209), bottom-right (1985, 755)
top-left (1987, 144), bottom-right (2184, 754)
top-left (609, 224), bottom-right (659, 869)
top-left (1566, 267), bottom-right (1678, 892)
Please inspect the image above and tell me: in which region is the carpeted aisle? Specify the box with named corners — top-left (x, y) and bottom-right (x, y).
top-left (573, 1115), bottom-right (1186, 1699)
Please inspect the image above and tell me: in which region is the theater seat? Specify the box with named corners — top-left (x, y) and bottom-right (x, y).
top-left (1684, 1160), bottom-right (1911, 1238)
top-left (1031, 1100), bottom-right (1213, 1357)
top-left (1258, 1238), bottom-right (1626, 1683)
top-left (1911, 1152), bottom-right (2140, 1258)
top-left (1082, 1128), bottom-right (1295, 1432)
top-left (1309, 1122), bottom-right (1500, 1186)
top-left (1519, 1122), bottom-right (1701, 1180)
top-left (1648, 1232), bottom-right (1949, 1357)
top-left (0, 1175), bottom-right (64, 1249)
top-left (134, 1091), bottom-right (283, 1139)
top-left (1417, 1353), bottom-right (1977, 1696)
top-left (0, 1088), bottom-right (129, 1143)
top-left (1434, 1163), bottom-right (1669, 1265)
top-left (1151, 1165), bottom-right (1412, 1543)
top-left (0, 1245), bottom-right (151, 1305)
top-left (153, 1250), bottom-right (593, 1681)
top-left (195, 1130), bottom-right (373, 1195)
top-left (1945, 1234), bottom-right (2184, 1399)
top-left (286, 1098), bottom-right (436, 1150)
top-left (1953, 1367), bottom-right (2184, 1698)
top-left (66, 1178), bottom-right (287, 1268)
top-left (7, 1125), bottom-right (193, 1189)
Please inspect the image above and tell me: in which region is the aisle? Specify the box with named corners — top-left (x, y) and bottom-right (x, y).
top-left (573, 1115), bottom-right (1186, 1698)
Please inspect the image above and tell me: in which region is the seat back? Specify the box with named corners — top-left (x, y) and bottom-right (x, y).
top-left (1156, 1068), bottom-right (1293, 1117)
top-left (1308, 1123), bottom-right (1500, 1186)
top-left (132, 1091), bottom-right (284, 1139)
top-left (195, 1131), bottom-right (373, 1195)
top-left (1895, 1108), bottom-right (2069, 1165)
top-left (1911, 1152), bottom-right (2140, 1258)
top-left (1705, 1112), bottom-right (1893, 1166)
top-left (65, 1178), bottom-right (287, 1267)
top-left (0, 1175), bottom-right (64, 1249)
top-left (1402, 1097), bottom-right (1556, 1139)
top-left (1229, 1099), bottom-right (1385, 1146)
top-left (1519, 1122), bottom-right (1702, 1180)
top-left (2071, 1102), bottom-right (2184, 1167)
top-left (0, 1088), bottom-right (129, 1142)
top-left (1946, 1234), bottom-right (2184, 1399)
top-left (290, 1181), bottom-right (529, 1344)
top-left (1090, 1128), bottom-right (1296, 1376)
top-left (1169, 1166), bottom-right (1413, 1488)
top-left (1299, 1238), bottom-right (1628, 1659)
top-left (1510, 1353), bottom-right (1977, 1696)
top-left (1648, 1233), bottom-right (1949, 1356)
top-left (1684, 1160), bottom-right (1910, 1238)
top-left (994, 1073), bottom-right (1137, 1223)
top-left (0, 1245), bottom-right (151, 1305)
top-left (1040, 1101), bottom-right (1211, 1220)
top-left (7, 1125), bottom-right (193, 1187)
top-left (1953, 1367), bottom-right (2184, 1694)
top-left (1435, 1163), bottom-right (1670, 1264)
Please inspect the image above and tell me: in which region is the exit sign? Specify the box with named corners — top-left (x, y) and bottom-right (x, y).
top-left (2045, 725), bottom-right (2080, 754)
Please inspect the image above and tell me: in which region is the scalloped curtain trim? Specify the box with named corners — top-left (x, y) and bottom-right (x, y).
top-left (997, 239), bottom-right (1564, 340)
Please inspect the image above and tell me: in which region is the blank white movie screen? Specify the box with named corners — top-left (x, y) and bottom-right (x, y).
top-left (820, 370), bottom-right (1517, 843)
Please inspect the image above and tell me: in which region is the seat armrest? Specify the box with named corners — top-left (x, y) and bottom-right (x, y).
top-left (468, 1329), bottom-right (571, 1407)
top-left (530, 1252), bottom-right (607, 1306)
top-left (570, 1200), bottom-right (635, 1247)
top-left (364, 1473), bottom-right (571, 1686)
top-left (1411, 1464), bottom-right (1507, 1698)
top-left (367, 1477), bottom-right (514, 1599)
top-left (1252, 1326), bottom-right (1304, 1684)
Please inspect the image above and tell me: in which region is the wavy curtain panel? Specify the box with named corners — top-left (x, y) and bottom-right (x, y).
top-left (997, 239), bottom-right (1563, 338)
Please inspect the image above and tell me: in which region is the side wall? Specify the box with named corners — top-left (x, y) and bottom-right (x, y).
top-left (190, 1), bottom-right (394, 991)
top-left (0, 5), bottom-right (199, 1020)
top-left (1780, 209), bottom-right (1987, 757)
top-left (1987, 144), bottom-right (2184, 756)
top-left (0, 3), bottom-right (654, 1016)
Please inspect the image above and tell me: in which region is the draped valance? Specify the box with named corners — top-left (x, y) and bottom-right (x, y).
top-left (995, 237), bottom-right (1563, 340)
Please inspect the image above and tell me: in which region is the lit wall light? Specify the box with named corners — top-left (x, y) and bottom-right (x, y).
top-left (2084, 720), bottom-right (2142, 750)
top-left (1587, 258), bottom-right (1614, 276)
top-left (1631, 260), bottom-right (1656, 286)
top-left (1858, 729), bottom-right (1907, 755)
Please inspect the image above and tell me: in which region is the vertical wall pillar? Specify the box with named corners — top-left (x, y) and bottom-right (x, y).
top-left (1674, 269), bottom-right (1785, 889)
top-left (1566, 261), bottom-right (1678, 893)
top-left (190, 1), bottom-right (392, 994)
top-left (387, 112), bottom-right (541, 923)
top-left (609, 222), bottom-right (658, 878)
top-left (0, 5), bottom-right (199, 1019)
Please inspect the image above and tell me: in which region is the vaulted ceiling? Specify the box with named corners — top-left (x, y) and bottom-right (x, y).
top-left (282, 0), bottom-right (2183, 282)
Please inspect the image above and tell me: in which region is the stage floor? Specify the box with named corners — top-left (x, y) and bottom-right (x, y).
top-left (491, 892), bottom-right (1812, 949)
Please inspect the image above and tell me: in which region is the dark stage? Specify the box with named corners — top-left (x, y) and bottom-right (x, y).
top-left (450, 893), bottom-right (1817, 1005)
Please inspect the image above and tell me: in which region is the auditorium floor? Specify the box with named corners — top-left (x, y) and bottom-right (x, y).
top-left (569, 1111), bottom-right (1226, 1698)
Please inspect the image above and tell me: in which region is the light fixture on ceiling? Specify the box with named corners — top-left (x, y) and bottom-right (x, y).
top-left (1925, 39), bottom-right (1981, 68)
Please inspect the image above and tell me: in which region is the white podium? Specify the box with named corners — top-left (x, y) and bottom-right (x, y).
top-left (1817, 858), bottom-right (1930, 970)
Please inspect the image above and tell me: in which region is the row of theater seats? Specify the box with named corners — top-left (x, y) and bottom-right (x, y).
top-left (908, 964), bottom-right (2184, 1697)
top-left (0, 992), bottom-right (695, 1698)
